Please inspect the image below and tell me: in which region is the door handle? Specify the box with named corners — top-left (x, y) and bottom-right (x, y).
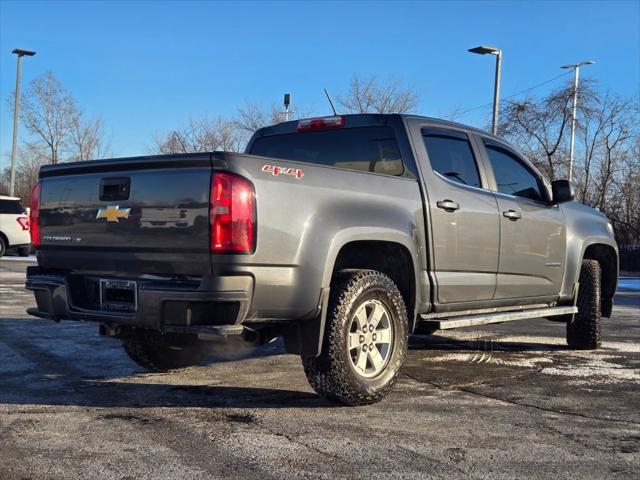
top-left (436, 199), bottom-right (460, 212)
top-left (503, 209), bottom-right (522, 221)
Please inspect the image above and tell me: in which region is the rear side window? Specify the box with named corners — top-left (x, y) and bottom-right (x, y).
top-left (485, 144), bottom-right (546, 202)
top-left (0, 199), bottom-right (26, 214)
top-left (422, 129), bottom-right (481, 188)
top-left (249, 126), bottom-right (404, 176)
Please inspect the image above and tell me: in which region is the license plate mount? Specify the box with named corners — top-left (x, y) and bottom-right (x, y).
top-left (99, 279), bottom-right (137, 313)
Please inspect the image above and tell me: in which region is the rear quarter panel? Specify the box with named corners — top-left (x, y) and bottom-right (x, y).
top-left (213, 152), bottom-right (427, 320)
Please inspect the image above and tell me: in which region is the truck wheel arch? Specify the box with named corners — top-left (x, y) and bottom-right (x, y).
top-left (324, 238), bottom-right (419, 331)
top-left (283, 233), bottom-right (422, 358)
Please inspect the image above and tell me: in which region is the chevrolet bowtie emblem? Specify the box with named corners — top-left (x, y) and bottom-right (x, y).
top-left (96, 205), bottom-right (131, 223)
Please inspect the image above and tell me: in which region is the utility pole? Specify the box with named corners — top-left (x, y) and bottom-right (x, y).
top-left (468, 45), bottom-right (502, 135)
top-left (561, 61), bottom-right (595, 182)
top-left (9, 48), bottom-right (36, 197)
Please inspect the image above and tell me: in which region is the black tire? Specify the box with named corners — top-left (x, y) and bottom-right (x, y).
top-left (18, 246), bottom-right (30, 257)
top-left (122, 339), bottom-right (212, 371)
top-left (302, 270), bottom-right (408, 406)
top-left (566, 259), bottom-right (602, 350)
top-left (0, 237), bottom-right (6, 258)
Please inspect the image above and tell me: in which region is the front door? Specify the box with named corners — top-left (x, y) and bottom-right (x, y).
top-left (419, 127), bottom-right (500, 304)
top-left (481, 141), bottom-right (566, 299)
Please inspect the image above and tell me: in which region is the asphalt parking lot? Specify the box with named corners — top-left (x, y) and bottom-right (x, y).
top-left (1, 257), bottom-right (639, 479)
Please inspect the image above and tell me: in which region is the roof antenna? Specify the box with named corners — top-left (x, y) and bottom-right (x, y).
top-left (324, 88), bottom-right (338, 116)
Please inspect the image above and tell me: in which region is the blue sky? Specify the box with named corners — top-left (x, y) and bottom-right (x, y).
top-left (1, 0), bottom-right (638, 159)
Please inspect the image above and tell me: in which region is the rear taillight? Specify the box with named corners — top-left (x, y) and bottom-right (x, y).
top-left (16, 216), bottom-right (30, 231)
top-left (30, 183), bottom-right (41, 248)
top-left (297, 116), bottom-right (344, 132)
top-left (210, 173), bottom-right (256, 254)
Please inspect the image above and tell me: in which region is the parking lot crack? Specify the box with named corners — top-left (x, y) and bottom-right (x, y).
top-left (458, 386), bottom-right (640, 426)
top-left (403, 372), bottom-right (640, 426)
top-left (257, 423), bottom-right (351, 464)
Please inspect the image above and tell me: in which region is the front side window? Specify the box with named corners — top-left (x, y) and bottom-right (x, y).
top-left (422, 129), bottom-right (481, 188)
top-left (485, 144), bottom-right (545, 202)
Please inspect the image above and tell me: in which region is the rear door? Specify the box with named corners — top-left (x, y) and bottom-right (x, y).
top-left (416, 125), bottom-right (500, 304)
top-left (480, 139), bottom-right (566, 299)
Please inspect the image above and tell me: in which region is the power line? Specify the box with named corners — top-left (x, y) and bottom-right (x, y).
top-left (458, 71), bottom-right (573, 116)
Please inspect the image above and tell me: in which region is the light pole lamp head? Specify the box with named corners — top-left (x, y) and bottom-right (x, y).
top-left (468, 45), bottom-right (501, 56)
top-left (561, 60), bottom-right (595, 69)
top-left (12, 49), bottom-right (36, 57)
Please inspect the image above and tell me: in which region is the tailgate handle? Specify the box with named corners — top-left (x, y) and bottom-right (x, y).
top-left (100, 177), bottom-right (130, 201)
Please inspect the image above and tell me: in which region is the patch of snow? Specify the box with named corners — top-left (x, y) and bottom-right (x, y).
top-left (541, 356), bottom-right (640, 384)
top-left (0, 254), bottom-right (36, 262)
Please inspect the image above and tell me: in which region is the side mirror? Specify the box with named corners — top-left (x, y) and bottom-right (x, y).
top-left (551, 179), bottom-right (575, 204)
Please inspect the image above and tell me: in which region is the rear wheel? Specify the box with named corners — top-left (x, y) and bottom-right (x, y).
top-left (566, 259), bottom-right (602, 350)
top-left (302, 270), bottom-right (408, 406)
top-left (122, 339), bottom-right (212, 371)
top-left (0, 237), bottom-right (6, 258)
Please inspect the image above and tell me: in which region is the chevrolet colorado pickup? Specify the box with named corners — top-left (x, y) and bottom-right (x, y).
top-left (26, 114), bottom-right (618, 405)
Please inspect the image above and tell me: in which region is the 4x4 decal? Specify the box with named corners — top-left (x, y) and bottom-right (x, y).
top-left (262, 164), bottom-right (304, 179)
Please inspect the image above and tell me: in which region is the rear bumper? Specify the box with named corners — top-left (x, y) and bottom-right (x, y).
top-left (3, 225), bottom-right (30, 247)
top-left (25, 266), bottom-right (253, 337)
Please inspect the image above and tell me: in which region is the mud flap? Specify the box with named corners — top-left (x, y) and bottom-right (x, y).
top-left (283, 287), bottom-right (330, 357)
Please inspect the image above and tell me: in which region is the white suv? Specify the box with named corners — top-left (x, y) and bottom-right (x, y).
top-left (0, 196), bottom-right (30, 257)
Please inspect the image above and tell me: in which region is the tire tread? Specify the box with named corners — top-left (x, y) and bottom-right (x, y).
top-left (567, 259), bottom-right (601, 350)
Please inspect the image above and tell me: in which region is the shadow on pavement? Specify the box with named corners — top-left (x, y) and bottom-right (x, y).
top-left (409, 333), bottom-right (568, 352)
top-left (0, 374), bottom-right (335, 409)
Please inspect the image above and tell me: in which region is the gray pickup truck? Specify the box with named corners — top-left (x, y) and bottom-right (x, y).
top-left (26, 114), bottom-right (618, 405)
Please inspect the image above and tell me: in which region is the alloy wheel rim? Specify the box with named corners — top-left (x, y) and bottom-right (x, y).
top-left (348, 299), bottom-right (394, 378)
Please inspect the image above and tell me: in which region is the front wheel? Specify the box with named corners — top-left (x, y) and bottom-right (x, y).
top-left (122, 339), bottom-right (212, 371)
top-left (566, 259), bottom-right (602, 350)
top-left (302, 270), bottom-right (408, 406)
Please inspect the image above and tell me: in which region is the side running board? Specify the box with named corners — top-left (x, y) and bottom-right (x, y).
top-left (419, 306), bottom-right (577, 330)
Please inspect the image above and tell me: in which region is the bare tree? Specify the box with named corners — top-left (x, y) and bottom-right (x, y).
top-left (500, 81), bottom-right (597, 180)
top-left (592, 97), bottom-right (637, 210)
top-left (336, 74), bottom-right (419, 114)
top-left (235, 101), bottom-right (283, 135)
top-left (12, 71), bottom-right (108, 165)
top-left (69, 115), bottom-right (110, 161)
top-left (19, 72), bottom-right (79, 164)
top-left (0, 142), bottom-right (50, 200)
top-left (154, 116), bottom-right (242, 154)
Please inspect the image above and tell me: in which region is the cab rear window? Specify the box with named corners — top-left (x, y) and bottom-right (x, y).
top-left (249, 126), bottom-right (404, 176)
top-left (0, 199), bottom-right (26, 214)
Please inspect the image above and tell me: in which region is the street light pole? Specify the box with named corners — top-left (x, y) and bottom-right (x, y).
top-left (561, 60), bottom-right (595, 182)
top-left (9, 49), bottom-right (36, 197)
top-left (469, 45), bottom-right (502, 135)
top-left (491, 50), bottom-right (502, 136)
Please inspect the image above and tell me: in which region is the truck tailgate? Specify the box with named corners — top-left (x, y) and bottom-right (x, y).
top-left (36, 154), bottom-right (213, 276)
